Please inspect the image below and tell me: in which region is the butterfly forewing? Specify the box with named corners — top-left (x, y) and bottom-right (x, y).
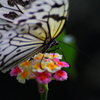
top-left (0, 0), bottom-right (32, 36)
top-left (14, 0), bottom-right (69, 38)
top-left (49, 1), bottom-right (68, 38)
top-left (0, 0), bottom-right (25, 22)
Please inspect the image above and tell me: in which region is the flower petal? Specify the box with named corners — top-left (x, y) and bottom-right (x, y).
top-left (10, 66), bottom-right (22, 76)
top-left (36, 71), bottom-right (52, 84)
top-left (45, 61), bottom-right (61, 73)
top-left (53, 70), bottom-right (68, 81)
top-left (54, 58), bottom-right (69, 67)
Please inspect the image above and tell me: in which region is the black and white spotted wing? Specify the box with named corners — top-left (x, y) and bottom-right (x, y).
top-left (14, 0), bottom-right (69, 38)
top-left (0, 0), bottom-right (33, 33)
top-left (0, 0), bottom-right (69, 73)
top-left (0, 23), bottom-right (47, 72)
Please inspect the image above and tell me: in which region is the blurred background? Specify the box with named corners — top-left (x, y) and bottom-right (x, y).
top-left (0, 0), bottom-right (100, 100)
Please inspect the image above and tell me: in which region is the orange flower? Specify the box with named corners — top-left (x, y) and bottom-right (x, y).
top-left (34, 53), bottom-right (44, 60)
top-left (46, 61), bottom-right (61, 73)
top-left (21, 61), bottom-right (31, 67)
top-left (32, 61), bottom-right (45, 72)
top-left (17, 69), bottom-right (31, 84)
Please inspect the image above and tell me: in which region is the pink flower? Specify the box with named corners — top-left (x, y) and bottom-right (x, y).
top-left (53, 70), bottom-right (68, 81)
top-left (48, 53), bottom-right (62, 59)
top-left (54, 58), bottom-right (69, 68)
top-left (10, 66), bottom-right (22, 76)
top-left (36, 71), bottom-right (52, 84)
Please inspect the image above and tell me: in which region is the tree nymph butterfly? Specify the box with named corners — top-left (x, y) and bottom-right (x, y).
top-left (0, 0), bottom-right (69, 73)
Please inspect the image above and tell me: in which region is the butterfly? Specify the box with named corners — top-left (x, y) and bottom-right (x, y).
top-left (0, 0), bottom-right (69, 73)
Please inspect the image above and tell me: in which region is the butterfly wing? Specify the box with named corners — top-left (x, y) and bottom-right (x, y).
top-left (0, 0), bottom-right (32, 35)
top-left (0, 23), bottom-right (47, 72)
top-left (14, 0), bottom-right (69, 39)
top-left (0, 0), bottom-right (28, 22)
top-left (0, 0), bottom-right (69, 72)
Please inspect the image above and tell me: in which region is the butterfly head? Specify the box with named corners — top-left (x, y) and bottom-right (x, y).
top-left (45, 39), bottom-right (58, 52)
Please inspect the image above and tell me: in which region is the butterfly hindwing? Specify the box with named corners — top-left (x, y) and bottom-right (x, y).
top-left (0, 23), bottom-right (46, 72)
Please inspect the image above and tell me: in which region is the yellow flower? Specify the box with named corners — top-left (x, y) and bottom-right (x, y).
top-left (32, 61), bottom-right (46, 72)
top-left (21, 61), bottom-right (31, 67)
top-left (34, 53), bottom-right (44, 60)
top-left (46, 61), bottom-right (61, 73)
top-left (48, 53), bottom-right (62, 59)
top-left (17, 69), bottom-right (30, 84)
top-left (20, 70), bottom-right (29, 79)
top-left (48, 62), bottom-right (57, 70)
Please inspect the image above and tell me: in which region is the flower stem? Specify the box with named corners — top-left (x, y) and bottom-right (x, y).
top-left (38, 84), bottom-right (49, 100)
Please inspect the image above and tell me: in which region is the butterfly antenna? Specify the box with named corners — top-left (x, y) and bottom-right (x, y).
top-left (58, 41), bottom-right (93, 61)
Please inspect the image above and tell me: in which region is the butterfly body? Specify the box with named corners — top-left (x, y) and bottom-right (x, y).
top-left (0, 0), bottom-right (69, 73)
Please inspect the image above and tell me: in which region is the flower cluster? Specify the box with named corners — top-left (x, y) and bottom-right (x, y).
top-left (10, 53), bottom-right (69, 84)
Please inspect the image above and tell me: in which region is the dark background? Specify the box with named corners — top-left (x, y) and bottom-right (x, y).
top-left (0, 0), bottom-right (100, 100)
